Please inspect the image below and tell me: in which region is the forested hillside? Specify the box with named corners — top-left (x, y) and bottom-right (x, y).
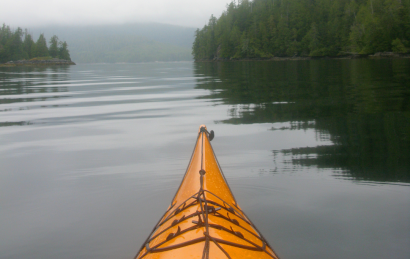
top-left (192, 0), bottom-right (410, 60)
top-left (0, 24), bottom-right (71, 63)
top-left (30, 23), bottom-right (195, 63)
top-left (66, 35), bottom-right (191, 63)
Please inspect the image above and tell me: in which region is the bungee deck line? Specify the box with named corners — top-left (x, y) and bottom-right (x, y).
top-left (135, 125), bottom-right (280, 259)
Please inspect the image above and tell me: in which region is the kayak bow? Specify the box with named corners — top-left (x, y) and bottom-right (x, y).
top-left (135, 125), bottom-right (279, 259)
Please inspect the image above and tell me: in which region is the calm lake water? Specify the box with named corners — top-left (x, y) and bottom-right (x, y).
top-left (1, 60), bottom-right (409, 259)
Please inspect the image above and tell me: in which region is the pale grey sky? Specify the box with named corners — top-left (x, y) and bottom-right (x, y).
top-left (2, 0), bottom-right (233, 28)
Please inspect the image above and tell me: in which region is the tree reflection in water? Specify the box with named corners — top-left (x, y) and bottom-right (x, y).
top-left (194, 59), bottom-right (410, 183)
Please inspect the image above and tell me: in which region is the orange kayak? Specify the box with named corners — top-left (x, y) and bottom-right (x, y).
top-left (135, 125), bottom-right (279, 259)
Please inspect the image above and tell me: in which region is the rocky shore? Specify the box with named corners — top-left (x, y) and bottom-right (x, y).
top-left (196, 52), bottom-right (410, 62)
top-left (0, 58), bottom-right (76, 67)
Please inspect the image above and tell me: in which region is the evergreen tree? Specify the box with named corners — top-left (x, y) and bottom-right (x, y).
top-left (58, 41), bottom-right (71, 60)
top-left (35, 33), bottom-right (49, 57)
top-left (0, 24), bottom-right (13, 62)
top-left (23, 29), bottom-right (35, 59)
top-left (49, 35), bottom-right (59, 58)
top-left (7, 27), bottom-right (24, 60)
top-left (30, 42), bottom-right (37, 59)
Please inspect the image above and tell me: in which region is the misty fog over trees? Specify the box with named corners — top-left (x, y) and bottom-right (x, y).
top-left (29, 23), bottom-right (196, 63)
top-left (192, 0), bottom-right (410, 60)
top-left (1, 23), bottom-right (195, 63)
top-left (0, 24), bottom-right (71, 63)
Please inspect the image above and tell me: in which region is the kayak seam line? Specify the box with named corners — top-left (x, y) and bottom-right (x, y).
top-left (204, 232), bottom-right (232, 259)
top-left (199, 131), bottom-right (210, 259)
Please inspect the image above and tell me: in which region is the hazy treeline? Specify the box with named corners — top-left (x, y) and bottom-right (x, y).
top-left (0, 24), bottom-right (71, 63)
top-left (29, 23), bottom-right (195, 63)
top-left (192, 0), bottom-right (410, 60)
top-left (68, 35), bottom-right (192, 63)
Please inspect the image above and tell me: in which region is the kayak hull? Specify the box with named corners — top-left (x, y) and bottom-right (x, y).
top-left (135, 126), bottom-right (279, 259)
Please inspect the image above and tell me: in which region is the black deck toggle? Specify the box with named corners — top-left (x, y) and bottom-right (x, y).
top-left (209, 130), bottom-right (214, 141)
top-left (199, 127), bottom-right (215, 141)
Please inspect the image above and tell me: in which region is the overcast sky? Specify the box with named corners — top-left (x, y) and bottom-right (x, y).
top-left (2, 0), bottom-right (233, 29)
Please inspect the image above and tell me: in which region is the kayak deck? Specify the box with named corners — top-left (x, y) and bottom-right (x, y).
top-left (135, 126), bottom-right (279, 259)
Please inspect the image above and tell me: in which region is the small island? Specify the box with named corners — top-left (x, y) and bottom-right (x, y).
top-left (0, 24), bottom-right (75, 67)
top-left (1, 57), bottom-right (75, 67)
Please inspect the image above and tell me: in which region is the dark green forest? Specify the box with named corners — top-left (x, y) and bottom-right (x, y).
top-left (0, 24), bottom-right (71, 63)
top-left (192, 0), bottom-right (410, 60)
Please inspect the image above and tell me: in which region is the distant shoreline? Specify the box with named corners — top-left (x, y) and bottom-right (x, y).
top-left (195, 52), bottom-right (410, 62)
top-left (0, 58), bottom-right (76, 67)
